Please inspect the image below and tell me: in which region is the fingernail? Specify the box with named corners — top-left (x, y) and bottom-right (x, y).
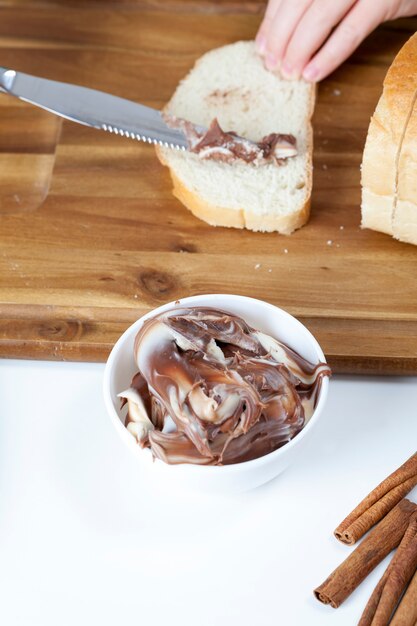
top-left (302, 63), bottom-right (319, 82)
top-left (281, 62), bottom-right (299, 80)
top-left (265, 53), bottom-right (277, 71)
top-left (255, 34), bottom-right (267, 56)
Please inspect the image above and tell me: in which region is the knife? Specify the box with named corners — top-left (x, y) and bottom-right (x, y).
top-left (0, 66), bottom-right (192, 150)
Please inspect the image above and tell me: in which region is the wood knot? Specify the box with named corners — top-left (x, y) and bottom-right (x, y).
top-left (38, 320), bottom-right (82, 341)
top-left (139, 270), bottom-right (176, 298)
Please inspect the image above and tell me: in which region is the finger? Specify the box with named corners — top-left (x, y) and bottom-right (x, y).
top-left (263, 0), bottom-right (313, 71)
top-left (302, 0), bottom-right (388, 81)
top-left (383, 0), bottom-right (417, 20)
top-left (281, 0), bottom-right (356, 79)
top-left (256, 0), bottom-right (281, 55)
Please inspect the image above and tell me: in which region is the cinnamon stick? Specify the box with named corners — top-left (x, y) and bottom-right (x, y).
top-left (390, 569), bottom-right (417, 626)
top-left (358, 513), bottom-right (417, 626)
top-left (335, 452), bottom-right (417, 545)
top-left (314, 499), bottom-right (417, 608)
top-left (371, 539), bottom-right (417, 625)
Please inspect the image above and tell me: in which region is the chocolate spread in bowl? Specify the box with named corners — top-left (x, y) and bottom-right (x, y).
top-left (119, 307), bottom-right (330, 466)
top-left (164, 115), bottom-right (297, 165)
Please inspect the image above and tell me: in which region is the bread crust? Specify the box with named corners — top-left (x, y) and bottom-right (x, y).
top-left (167, 169), bottom-right (310, 234)
top-left (361, 45), bottom-right (416, 197)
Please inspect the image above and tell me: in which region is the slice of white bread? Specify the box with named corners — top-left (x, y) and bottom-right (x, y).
top-left (361, 32), bottom-right (417, 244)
top-left (156, 41), bottom-right (315, 234)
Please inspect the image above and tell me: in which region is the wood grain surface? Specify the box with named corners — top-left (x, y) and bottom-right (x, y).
top-left (0, 2), bottom-right (416, 374)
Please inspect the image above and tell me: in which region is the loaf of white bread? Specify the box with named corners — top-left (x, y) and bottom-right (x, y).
top-left (361, 32), bottom-right (417, 245)
top-left (156, 41), bottom-right (315, 234)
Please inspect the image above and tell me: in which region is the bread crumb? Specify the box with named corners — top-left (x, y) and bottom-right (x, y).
top-left (339, 225), bottom-right (344, 230)
top-left (134, 294), bottom-right (138, 299)
top-left (336, 244), bottom-right (340, 248)
top-left (254, 263), bottom-right (261, 269)
top-left (333, 89), bottom-right (341, 96)
top-left (322, 164), bottom-right (328, 170)
top-left (268, 269), bottom-right (272, 273)
top-left (327, 240), bottom-right (333, 246)
top-left (284, 249), bottom-right (288, 254)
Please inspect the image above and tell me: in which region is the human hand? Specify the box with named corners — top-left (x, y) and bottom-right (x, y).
top-left (256, 0), bottom-right (417, 81)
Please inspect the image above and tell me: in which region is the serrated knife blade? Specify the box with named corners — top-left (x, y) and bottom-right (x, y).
top-left (0, 66), bottom-right (190, 150)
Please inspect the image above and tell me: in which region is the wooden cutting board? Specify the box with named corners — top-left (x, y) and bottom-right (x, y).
top-left (1, 1), bottom-right (417, 374)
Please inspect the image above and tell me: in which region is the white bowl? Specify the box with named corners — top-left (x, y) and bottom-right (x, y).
top-left (103, 294), bottom-right (329, 494)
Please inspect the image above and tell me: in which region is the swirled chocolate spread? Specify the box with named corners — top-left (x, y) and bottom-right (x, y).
top-left (119, 307), bottom-right (330, 466)
top-left (165, 115), bottom-right (297, 165)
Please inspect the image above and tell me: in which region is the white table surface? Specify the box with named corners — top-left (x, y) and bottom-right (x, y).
top-left (1, 358), bottom-right (416, 626)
